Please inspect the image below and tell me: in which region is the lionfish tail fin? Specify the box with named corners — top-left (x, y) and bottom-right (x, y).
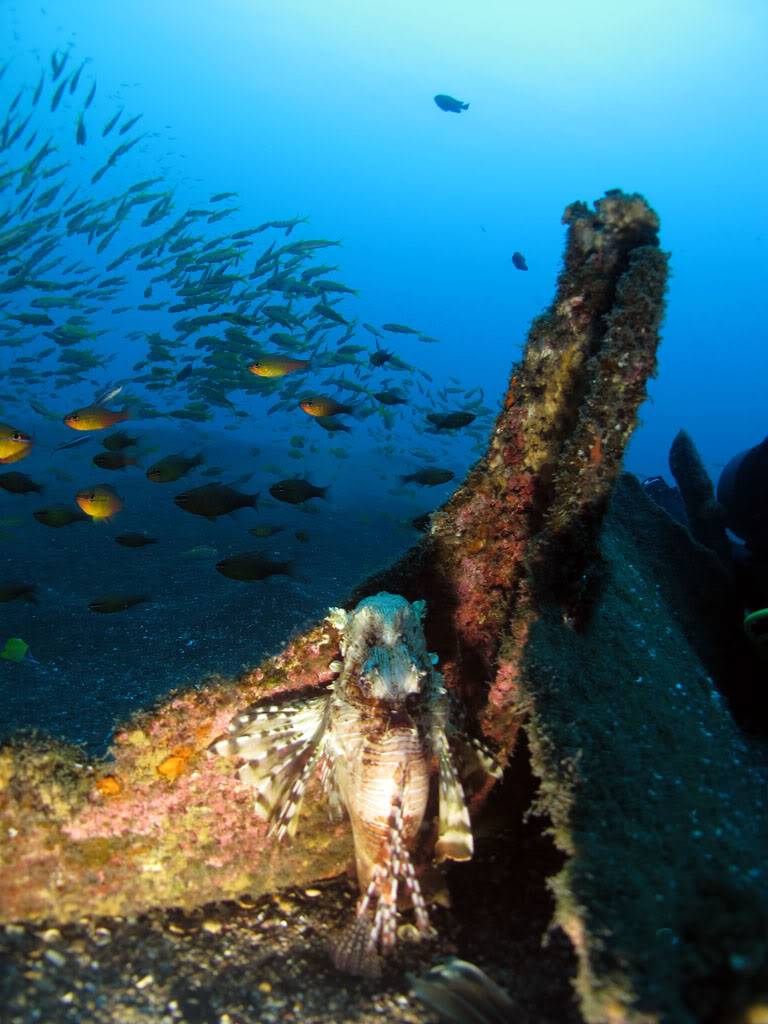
top-left (332, 911), bottom-right (382, 978)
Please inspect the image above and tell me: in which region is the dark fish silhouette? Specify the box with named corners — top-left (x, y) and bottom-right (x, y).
top-left (412, 958), bottom-right (514, 1024)
top-left (269, 478), bottom-right (328, 504)
top-left (216, 552), bottom-right (294, 582)
top-left (427, 412), bottom-right (476, 430)
top-left (92, 451), bottom-right (138, 470)
top-left (174, 483), bottom-right (257, 520)
top-left (512, 251), bottom-right (528, 271)
top-left (33, 504), bottom-right (89, 528)
top-left (0, 583), bottom-right (37, 604)
top-left (89, 594), bottom-right (149, 613)
top-left (434, 94), bottom-right (469, 113)
top-left (115, 533), bottom-right (157, 548)
top-left (0, 471), bottom-right (43, 494)
top-left (401, 468), bottom-right (455, 486)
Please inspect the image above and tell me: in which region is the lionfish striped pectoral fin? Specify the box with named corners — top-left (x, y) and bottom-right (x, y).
top-left (210, 692), bottom-right (331, 840)
top-left (434, 734), bottom-right (474, 863)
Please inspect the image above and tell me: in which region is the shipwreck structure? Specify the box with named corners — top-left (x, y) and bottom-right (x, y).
top-left (3, 190), bottom-right (767, 1023)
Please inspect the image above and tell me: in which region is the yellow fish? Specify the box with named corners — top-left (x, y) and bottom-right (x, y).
top-left (76, 483), bottom-right (123, 521)
top-left (64, 405), bottom-right (129, 431)
top-left (0, 423), bottom-right (33, 464)
top-left (299, 396), bottom-right (353, 418)
top-left (248, 355), bottom-right (310, 378)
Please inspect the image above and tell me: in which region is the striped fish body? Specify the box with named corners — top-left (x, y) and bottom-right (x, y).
top-left (329, 694), bottom-right (431, 896)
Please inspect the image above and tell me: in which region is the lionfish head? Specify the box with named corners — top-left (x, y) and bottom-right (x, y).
top-left (352, 593), bottom-right (429, 703)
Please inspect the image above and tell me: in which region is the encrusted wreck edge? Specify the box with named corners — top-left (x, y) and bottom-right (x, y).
top-left (0, 623), bottom-right (353, 922)
top-left (523, 477), bottom-right (768, 1024)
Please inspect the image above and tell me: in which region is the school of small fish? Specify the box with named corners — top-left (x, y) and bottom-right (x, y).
top-left (0, 47), bottom-right (527, 616)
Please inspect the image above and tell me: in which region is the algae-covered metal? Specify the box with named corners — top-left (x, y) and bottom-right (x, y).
top-left (212, 592), bottom-right (498, 975)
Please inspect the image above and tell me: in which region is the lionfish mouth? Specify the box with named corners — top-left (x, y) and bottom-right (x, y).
top-left (361, 644), bottom-right (424, 700)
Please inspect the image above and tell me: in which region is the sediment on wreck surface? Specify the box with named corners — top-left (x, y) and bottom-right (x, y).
top-left (13, 190), bottom-right (755, 1021)
top-left (523, 475), bottom-right (768, 1024)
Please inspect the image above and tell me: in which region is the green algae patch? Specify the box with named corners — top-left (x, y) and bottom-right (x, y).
top-left (521, 476), bottom-right (768, 1024)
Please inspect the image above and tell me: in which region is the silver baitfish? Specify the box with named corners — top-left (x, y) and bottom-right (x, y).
top-left (211, 591), bottom-right (500, 975)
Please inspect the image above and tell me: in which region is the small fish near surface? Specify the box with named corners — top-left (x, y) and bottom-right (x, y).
top-left (115, 532), bottom-right (158, 548)
top-left (1, 637), bottom-right (30, 663)
top-left (215, 551), bottom-right (294, 582)
top-left (0, 424), bottom-right (33, 464)
top-left (248, 355), bottom-right (311, 378)
top-left (433, 93), bottom-right (470, 113)
top-left (426, 411), bottom-right (477, 430)
top-left (53, 434), bottom-right (94, 453)
top-left (102, 430), bottom-right (138, 451)
top-left (147, 453), bottom-right (203, 483)
top-left (75, 483), bottom-right (123, 522)
top-left (269, 478), bottom-right (328, 505)
top-left (249, 525), bottom-right (285, 538)
top-left (33, 503), bottom-right (89, 528)
top-left (174, 483), bottom-right (258, 520)
top-left (64, 404), bottom-right (129, 431)
top-left (313, 415), bottom-right (350, 433)
top-left (299, 397), bottom-right (354, 418)
top-left (374, 390), bottom-right (408, 406)
top-left (211, 593), bottom-right (500, 976)
top-left (382, 322), bottom-right (419, 335)
top-left (0, 583), bottom-right (37, 604)
top-left (92, 451), bottom-right (138, 471)
top-left (511, 250), bottom-right (528, 271)
top-left (89, 593), bottom-right (149, 613)
top-left (179, 544), bottom-right (219, 560)
top-left (0, 471), bottom-right (43, 494)
top-left (401, 468), bottom-right (455, 486)
top-left (369, 348), bottom-right (393, 367)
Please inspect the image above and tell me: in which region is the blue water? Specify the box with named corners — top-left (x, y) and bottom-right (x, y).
top-left (1, 1), bottom-right (766, 747)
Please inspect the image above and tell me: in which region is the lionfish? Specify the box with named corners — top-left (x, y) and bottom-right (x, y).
top-left (211, 591), bottom-right (499, 975)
